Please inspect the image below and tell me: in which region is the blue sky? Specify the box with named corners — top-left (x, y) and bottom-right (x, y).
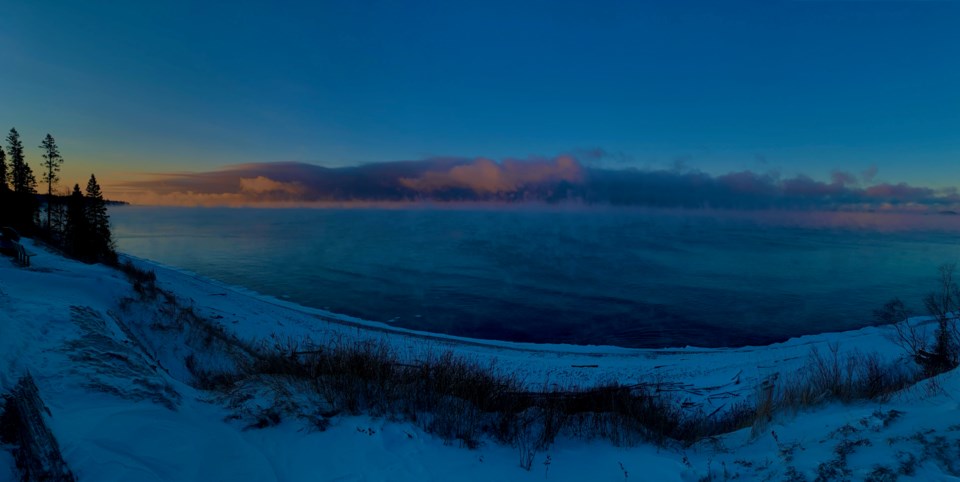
top-left (2, 0), bottom-right (958, 195)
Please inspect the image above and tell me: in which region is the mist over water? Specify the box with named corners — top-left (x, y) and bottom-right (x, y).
top-left (111, 206), bottom-right (960, 348)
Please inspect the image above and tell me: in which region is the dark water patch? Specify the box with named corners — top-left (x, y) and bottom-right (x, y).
top-left (111, 206), bottom-right (960, 348)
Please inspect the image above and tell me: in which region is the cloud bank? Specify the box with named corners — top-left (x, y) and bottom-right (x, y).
top-left (114, 156), bottom-right (960, 211)
top-left (399, 156), bottom-right (582, 195)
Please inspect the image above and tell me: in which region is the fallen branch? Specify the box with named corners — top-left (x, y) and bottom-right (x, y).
top-left (1, 374), bottom-right (76, 481)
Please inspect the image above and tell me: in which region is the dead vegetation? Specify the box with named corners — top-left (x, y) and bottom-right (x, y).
top-left (875, 263), bottom-right (960, 377)
top-left (109, 258), bottom-right (960, 469)
top-left (0, 375), bottom-right (76, 482)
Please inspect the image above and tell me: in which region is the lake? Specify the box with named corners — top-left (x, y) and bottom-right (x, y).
top-left (110, 206), bottom-right (960, 348)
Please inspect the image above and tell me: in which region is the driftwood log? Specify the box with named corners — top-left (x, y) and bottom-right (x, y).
top-left (0, 374), bottom-right (75, 481)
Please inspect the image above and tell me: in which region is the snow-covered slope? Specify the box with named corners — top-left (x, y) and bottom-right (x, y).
top-left (2, 239), bottom-right (959, 481)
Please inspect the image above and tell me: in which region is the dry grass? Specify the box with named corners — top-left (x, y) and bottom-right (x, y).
top-left (755, 344), bottom-right (919, 433)
top-left (122, 285), bottom-right (926, 458)
top-left (110, 262), bottom-right (946, 465)
top-left (117, 259), bottom-right (158, 298)
top-left (218, 335), bottom-right (760, 451)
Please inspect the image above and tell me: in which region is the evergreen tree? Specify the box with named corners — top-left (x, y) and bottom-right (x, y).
top-left (48, 189), bottom-right (68, 240)
top-left (66, 183), bottom-right (89, 258)
top-left (40, 134), bottom-right (64, 230)
top-left (0, 147), bottom-right (7, 227)
top-left (5, 128), bottom-right (37, 232)
top-left (6, 128), bottom-right (36, 194)
top-left (0, 146), bottom-right (7, 191)
top-left (84, 174), bottom-right (115, 262)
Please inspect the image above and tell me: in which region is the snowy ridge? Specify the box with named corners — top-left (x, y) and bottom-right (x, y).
top-left (2, 238), bottom-right (960, 481)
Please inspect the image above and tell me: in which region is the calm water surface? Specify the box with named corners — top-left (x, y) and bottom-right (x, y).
top-left (110, 206), bottom-right (960, 348)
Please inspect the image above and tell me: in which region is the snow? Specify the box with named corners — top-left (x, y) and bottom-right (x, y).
top-left (3, 237), bottom-right (960, 481)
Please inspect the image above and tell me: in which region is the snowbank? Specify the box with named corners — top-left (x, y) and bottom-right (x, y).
top-left (2, 239), bottom-right (960, 481)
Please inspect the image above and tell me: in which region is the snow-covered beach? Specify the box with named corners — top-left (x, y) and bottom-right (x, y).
top-left (3, 239), bottom-right (960, 481)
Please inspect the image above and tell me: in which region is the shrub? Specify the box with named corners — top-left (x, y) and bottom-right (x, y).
top-left (774, 345), bottom-right (915, 413)
top-left (117, 259), bottom-right (158, 297)
top-left (230, 334), bottom-right (764, 451)
top-left (112, 278), bottom-right (944, 458)
top-left (876, 263), bottom-right (960, 376)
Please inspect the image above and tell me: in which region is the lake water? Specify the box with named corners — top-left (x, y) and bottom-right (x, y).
top-left (110, 206), bottom-right (960, 348)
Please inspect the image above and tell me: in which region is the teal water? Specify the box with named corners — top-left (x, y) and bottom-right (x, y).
top-left (110, 206), bottom-right (960, 348)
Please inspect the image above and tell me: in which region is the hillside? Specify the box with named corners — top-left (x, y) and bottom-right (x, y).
top-left (2, 239), bottom-right (960, 481)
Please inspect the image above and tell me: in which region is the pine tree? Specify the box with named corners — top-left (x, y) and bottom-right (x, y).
top-left (66, 183), bottom-right (89, 258)
top-left (48, 188), bottom-right (69, 240)
top-left (40, 134), bottom-right (64, 230)
top-left (0, 146), bottom-right (7, 191)
top-left (84, 174), bottom-right (115, 262)
top-left (0, 147), bottom-right (7, 226)
top-left (5, 128), bottom-right (38, 232)
top-left (6, 128), bottom-right (36, 194)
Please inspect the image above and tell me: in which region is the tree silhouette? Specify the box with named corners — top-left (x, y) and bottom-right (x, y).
top-left (48, 187), bottom-right (69, 239)
top-left (0, 146), bottom-right (7, 191)
top-left (6, 128), bottom-right (36, 194)
top-left (5, 128), bottom-right (37, 232)
top-left (40, 134), bottom-right (64, 230)
top-left (84, 174), bottom-right (115, 262)
top-left (65, 183), bottom-right (89, 258)
top-left (0, 147), bottom-right (7, 227)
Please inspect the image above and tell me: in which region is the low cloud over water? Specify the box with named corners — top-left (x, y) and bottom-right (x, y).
top-left (115, 156), bottom-right (960, 211)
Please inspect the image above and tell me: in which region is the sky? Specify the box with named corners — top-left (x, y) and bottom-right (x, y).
top-left (1, 0), bottom-right (958, 205)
